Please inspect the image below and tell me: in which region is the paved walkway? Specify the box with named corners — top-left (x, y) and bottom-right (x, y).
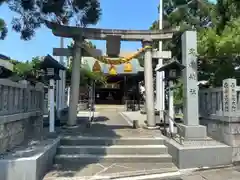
top-left (43, 112), bottom-right (166, 180)
top-left (56, 112), bottom-right (162, 138)
top-left (44, 165), bottom-right (240, 180)
top-left (179, 166), bottom-right (240, 180)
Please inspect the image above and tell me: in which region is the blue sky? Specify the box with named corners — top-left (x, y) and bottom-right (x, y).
top-left (0, 0), bottom-right (216, 61)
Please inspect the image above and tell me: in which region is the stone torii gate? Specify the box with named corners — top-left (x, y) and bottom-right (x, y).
top-left (45, 21), bottom-right (174, 128)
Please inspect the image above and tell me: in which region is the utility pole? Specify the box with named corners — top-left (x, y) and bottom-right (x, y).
top-left (156, 0), bottom-right (165, 120)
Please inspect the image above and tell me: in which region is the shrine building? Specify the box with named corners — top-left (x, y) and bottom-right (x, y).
top-left (81, 55), bottom-right (144, 105)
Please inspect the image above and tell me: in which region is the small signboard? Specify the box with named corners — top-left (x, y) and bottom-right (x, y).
top-left (46, 68), bottom-right (54, 76)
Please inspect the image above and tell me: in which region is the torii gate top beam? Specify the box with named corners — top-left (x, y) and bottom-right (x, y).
top-left (45, 21), bottom-right (175, 41)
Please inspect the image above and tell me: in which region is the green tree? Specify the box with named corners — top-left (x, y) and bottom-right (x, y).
top-left (173, 79), bottom-right (183, 105)
top-left (148, 0), bottom-right (214, 105)
top-left (0, 18), bottom-right (7, 40)
top-left (66, 61), bottom-right (106, 86)
top-left (150, 0), bottom-right (214, 58)
top-left (66, 40), bottom-right (106, 86)
top-left (3, 0), bottom-right (101, 40)
top-left (0, 0), bottom-right (7, 39)
top-left (215, 0), bottom-right (240, 34)
top-left (198, 17), bottom-right (240, 86)
top-left (10, 56), bottom-right (42, 79)
top-left (67, 40), bottom-right (96, 57)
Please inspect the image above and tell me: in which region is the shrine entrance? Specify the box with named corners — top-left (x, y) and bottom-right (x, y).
top-left (95, 73), bottom-right (143, 105)
top-left (46, 21), bottom-right (173, 127)
top-left (95, 79), bottom-right (123, 105)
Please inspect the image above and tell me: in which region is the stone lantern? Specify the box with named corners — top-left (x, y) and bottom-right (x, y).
top-left (39, 55), bottom-right (66, 133)
top-left (0, 57), bottom-right (14, 78)
top-left (40, 55), bottom-right (66, 81)
top-left (156, 58), bottom-right (185, 135)
top-left (157, 58), bottom-right (185, 82)
top-left (0, 66), bottom-right (13, 78)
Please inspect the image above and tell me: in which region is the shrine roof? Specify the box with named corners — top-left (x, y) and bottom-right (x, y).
top-left (156, 59), bottom-right (185, 72)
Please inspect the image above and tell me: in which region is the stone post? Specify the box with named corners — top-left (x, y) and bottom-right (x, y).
top-left (67, 38), bottom-right (82, 126)
top-left (223, 78), bottom-right (237, 117)
top-left (49, 79), bottom-right (55, 132)
top-left (62, 69), bottom-right (66, 108)
top-left (142, 39), bottom-right (156, 128)
top-left (168, 80), bottom-right (174, 134)
top-left (56, 79), bottom-right (60, 110)
top-left (180, 31), bottom-right (206, 139)
top-left (58, 70), bottom-right (63, 109)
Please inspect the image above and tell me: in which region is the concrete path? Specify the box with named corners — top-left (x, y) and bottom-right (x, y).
top-left (44, 165), bottom-right (240, 180)
top-left (44, 162), bottom-right (179, 180)
top-left (56, 111), bottom-right (162, 138)
top-left (179, 166), bottom-right (240, 180)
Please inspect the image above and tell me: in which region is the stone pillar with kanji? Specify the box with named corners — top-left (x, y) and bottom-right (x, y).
top-left (179, 31), bottom-right (207, 140)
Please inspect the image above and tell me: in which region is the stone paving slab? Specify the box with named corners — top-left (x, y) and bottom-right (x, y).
top-left (180, 166), bottom-right (240, 180)
top-left (43, 162), bottom-right (178, 180)
top-left (56, 112), bottom-right (162, 138)
top-left (44, 166), bottom-right (240, 180)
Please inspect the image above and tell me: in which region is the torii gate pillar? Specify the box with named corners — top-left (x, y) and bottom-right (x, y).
top-left (67, 38), bottom-right (82, 126)
top-left (142, 39), bottom-right (156, 128)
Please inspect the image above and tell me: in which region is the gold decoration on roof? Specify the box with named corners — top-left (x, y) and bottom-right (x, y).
top-left (124, 62), bottom-right (132, 72)
top-left (92, 61), bottom-right (101, 72)
top-left (109, 65), bottom-right (117, 75)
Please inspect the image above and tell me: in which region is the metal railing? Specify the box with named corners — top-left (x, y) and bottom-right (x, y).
top-left (163, 110), bottom-right (184, 145)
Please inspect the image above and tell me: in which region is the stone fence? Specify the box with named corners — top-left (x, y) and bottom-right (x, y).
top-left (199, 78), bottom-right (240, 161)
top-left (0, 79), bottom-right (44, 153)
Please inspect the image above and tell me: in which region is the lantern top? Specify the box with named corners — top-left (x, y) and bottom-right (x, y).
top-left (40, 55), bottom-right (66, 70)
top-left (0, 66), bottom-right (13, 78)
top-left (156, 58), bottom-right (185, 72)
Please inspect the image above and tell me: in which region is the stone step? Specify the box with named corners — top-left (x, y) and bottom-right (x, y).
top-left (49, 163), bottom-right (180, 180)
top-left (55, 154), bottom-right (173, 164)
top-left (49, 163), bottom-right (179, 179)
top-left (60, 137), bottom-right (165, 146)
top-left (57, 145), bottom-right (168, 155)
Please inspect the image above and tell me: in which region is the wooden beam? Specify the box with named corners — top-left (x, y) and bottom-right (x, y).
top-left (53, 48), bottom-right (72, 56)
top-left (53, 48), bottom-right (102, 57)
